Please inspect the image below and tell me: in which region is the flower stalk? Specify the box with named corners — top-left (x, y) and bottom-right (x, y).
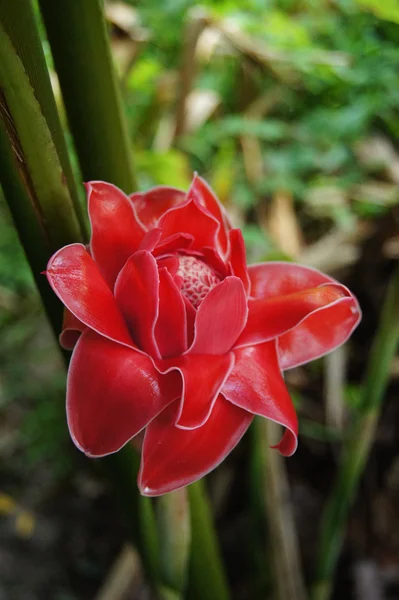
top-left (157, 489), bottom-right (191, 594)
top-left (312, 263), bottom-right (399, 600)
top-left (187, 480), bottom-right (230, 600)
top-left (38, 0), bottom-right (137, 192)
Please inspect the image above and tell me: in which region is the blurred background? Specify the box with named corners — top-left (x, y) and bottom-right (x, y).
top-left (1, 0), bottom-right (399, 598)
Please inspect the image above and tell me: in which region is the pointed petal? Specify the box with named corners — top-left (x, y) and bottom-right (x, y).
top-left (130, 186), bottom-right (187, 229)
top-left (227, 229), bottom-right (250, 295)
top-left (67, 330), bottom-right (180, 457)
top-left (157, 353), bottom-right (235, 429)
top-left (189, 277), bottom-right (248, 355)
top-left (46, 244), bottom-right (133, 347)
top-left (156, 268), bottom-right (187, 358)
top-left (278, 295), bottom-right (361, 369)
top-left (138, 394), bottom-right (252, 496)
top-left (157, 194), bottom-right (220, 253)
top-left (236, 283), bottom-right (351, 347)
top-left (114, 251), bottom-right (160, 358)
top-left (87, 181), bottom-right (145, 287)
top-left (188, 175), bottom-right (231, 256)
top-left (223, 342), bottom-right (298, 456)
top-left (59, 308), bottom-right (86, 350)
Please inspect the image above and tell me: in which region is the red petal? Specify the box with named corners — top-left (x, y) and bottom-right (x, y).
top-left (130, 186), bottom-right (187, 229)
top-left (138, 394), bottom-right (252, 496)
top-left (223, 341), bottom-right (298, 456)
top-left (247, 262), bottom-right (361, 367)
top-left (60, 308), bottom-right (86, 350)
top-left (139, 228), bottom-right (163, 252)
top-left (156, 268), bottom-right (187, 358)
top-left (278, 295), bottom-right (361, 369)
top-left (227, 229), bottom-right (250, 295)
top-left (46, 244), bottom-right (133, 347)
top-left (157, 194), bottom-right (220, 253)
top-left (114, 251), bottom-right (160, 358)
top-left (156, 353), bottom-right (235, 429)
top-left (236, 283), bottom-right (351, 347)
top-left (87, 181), bottom-right (145, 287)
top-left (198, 247), bottom-right (229, 278)
top-left (187, 175), bottom-right (231, 256)
top-left (67, 330), bottom-right (179, 456)
top-left (153, 232), bottom-right (194, 256)
top-left (189, 277), bottom-right (248, 355)
top-left (249, 261), bottom-right (338, 299)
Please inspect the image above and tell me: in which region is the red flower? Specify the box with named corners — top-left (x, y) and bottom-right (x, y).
top-left (46, 175), bottom-right (361, 496)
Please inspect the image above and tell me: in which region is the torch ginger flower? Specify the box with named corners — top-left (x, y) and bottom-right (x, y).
top-left (46, 175), bottom-right (361, 496)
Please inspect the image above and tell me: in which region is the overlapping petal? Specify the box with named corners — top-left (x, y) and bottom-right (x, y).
top-left (189, 276), bottom-right (248, 355)
top-left (138, 394), bottom-right (253, 496)
top-left (227, 229), bottom-right (250, 295)
top-left (46, 244), bottom-right (133, 347)
top-left (156, 353), bottom-right (235, 429)
top-left (87, 182), bottom-right (145, 287)
top-left (115, 251), bottom-right (160, 358)
top-left (157, 193), bottom-right (220, 253)
top-left (237, 283), bottom-right (351, 347)
top-left (248, 261), bottom-right (335, 299)
top-left (247, 262), bottom-right (361, 367)
top-left (155, 268), bottom-right (187, 358)
top-left (130, 186), bottom-right (187, 229)
top-left (187, 175), bottom-right (230, 256)
top-left (59, 308), bottom-right (86, 350)
top-left (278, 295), bottom-right (361, 369)
top-left (223, 341), bottom-right (298, 456)
top-left (67, 330), bottom-right (180, 457)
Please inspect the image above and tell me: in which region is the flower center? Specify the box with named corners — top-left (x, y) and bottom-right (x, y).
top-left (177, 255), bottom-right (221, 309)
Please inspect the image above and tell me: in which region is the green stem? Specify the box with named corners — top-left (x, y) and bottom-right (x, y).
top-left (259, 419), bottom-right (307, 600)
top-left (311, 264), bottom-right (399, 600)
top-left (102, 446), bottom-right (160, 585)
top-left (38, 0), bottom-right (137, 192)
top-left (157, 490), bottom-right (191, 595)
top-left (0, 0), bottom-right (89, 241)
top-left (187, 480), bottom-right (230, 600)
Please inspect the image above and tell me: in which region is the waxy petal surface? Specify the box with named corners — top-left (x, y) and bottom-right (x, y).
top-left (228, 229), bottom-right (250, 295)
top-left (87, 182), bottom-right (145, 287)
top-left (115, 251), bottom-right (160, 358)
top-left (189, 277), bottom-right (248, 355)
top-left (46, 244), bottom-right (133, 346)
top-left (138, 395), bottom-right (253, 496)
top-left (187, 175), bottom-right (230, 255)
top-left (156, 268), bottom-right (187, 358)
top-left (223, 342), bottom-right (298, 456)
top-left (278, 295), bottom-right (361, 369)
top-left (248, 261), bottom-right (335, 299)
top-left (130, 186), bottom-right (187, 229)
top-left (157, 195), bottom-right (220, 253)
top-left (237, 283), bottom-right (350, 348)
top-left (157, 353), bottom-right (235, 429)
top-left (67, 330), bottom-right (179, 456)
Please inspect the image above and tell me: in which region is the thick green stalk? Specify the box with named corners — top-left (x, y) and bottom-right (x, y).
top-left (157, 490), bottom-right (191, 595)
top-left (312, 264), bottom-right (399, 600)
top-left (0, 0), bottom-right (89, 240)
top-left (38, 0), bottom-right (137, 192)
top-left (102, 447), bottom-right (160, 585)
top-left (259, 419), bottom-right (307, 600)
top-left (0, 20), bottom-right (83, 331)
top-left (187, 480), bottom-right (230, 600)
top-left (0, 22), bottom-right (83, 249)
